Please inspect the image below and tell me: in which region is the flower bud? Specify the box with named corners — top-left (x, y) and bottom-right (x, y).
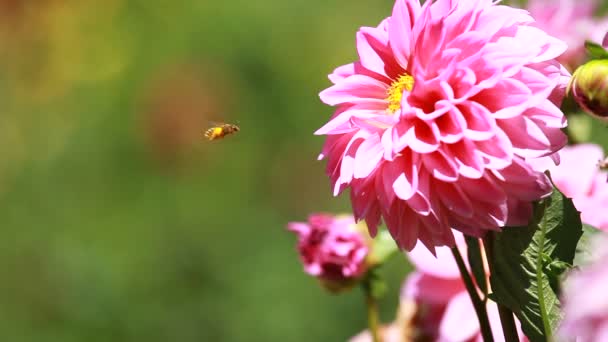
top-left (287, 213), bottom-right (370, 292)
top-left (569, 59), bottom-right (608, 121)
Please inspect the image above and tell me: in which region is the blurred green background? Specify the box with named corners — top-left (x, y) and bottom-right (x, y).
top-left (0, 0), bottom-right (410, 341)
top-left (1, 1), bottom-right (607, 341)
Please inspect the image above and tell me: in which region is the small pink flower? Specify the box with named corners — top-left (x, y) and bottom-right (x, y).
top-left (288, 214), bottom-right (369, 287)
top-left (527, 0), bottom-right (608, 69)
top-left (560, 234), bottom-right (608, 341)
top-left (317, 0), bottom-right (570, 251)
top-left (349, 324), bottom-right (404, 342)
top-left (403, 237), bottom-right (528, 341)
top-left (547, 144), bottom-right (608, 230)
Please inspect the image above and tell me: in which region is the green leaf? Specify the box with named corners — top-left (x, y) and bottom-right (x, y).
top-left (573, 224), bottom-right (601, 268)
top-left (362, 267), bottom-right (387, 300)
top-left (585, 40), bottom-right (608, 60)
top-left (487, 187), bottom-right (583, 342)
top-left (367, 229), bottom-right (399, 266)
top-left (465, 236), bottom-right (488, 297)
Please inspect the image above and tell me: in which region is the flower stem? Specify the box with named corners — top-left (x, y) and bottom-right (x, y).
top-left (365, 292), bottom-right (381, 342)
top-left (483, 234), bottom-right (520, 342)
top-left (451, 247), bottom-right (494, 342)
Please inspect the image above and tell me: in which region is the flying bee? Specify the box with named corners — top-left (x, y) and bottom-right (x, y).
top-left (204, 122), bottom-right (240, 141)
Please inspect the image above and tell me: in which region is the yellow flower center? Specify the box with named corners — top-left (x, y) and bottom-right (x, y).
top-left (386, 74), bottom-right (414, 114)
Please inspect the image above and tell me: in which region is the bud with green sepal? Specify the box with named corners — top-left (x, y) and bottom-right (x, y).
top-left (568, 36), bottom-right (608, 122)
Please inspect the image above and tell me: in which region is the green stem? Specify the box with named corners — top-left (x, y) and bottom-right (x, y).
top-left (451, 247), bottom-right (494, 342)
top-left (365, 292), bottom-right (381, 342)
top-left (483, 234), bottom-right (520, 342)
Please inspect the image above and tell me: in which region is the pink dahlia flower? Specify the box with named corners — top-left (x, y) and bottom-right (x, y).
top-left (317, 0), bottom-right (570, 251)
top-left (560, 234), bottom-right (608, 341)
top-left (527, 0), bottom-right (608, 70)
top-left (403, 237), bottom-right (527, 341)
top-left (547, 144), bottom-right (608, 230)
top-left (288, 214), bottom-right (369, 288)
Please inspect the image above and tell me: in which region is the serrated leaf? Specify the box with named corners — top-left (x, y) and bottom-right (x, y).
top-left (465, 236), bottom-right (488, 296)
top-left (585, 40), bottom-right (608, 59)
top-left (573, 224), bottom-right (601, 268)
top-left (487, 187), bottom-right (583, 342)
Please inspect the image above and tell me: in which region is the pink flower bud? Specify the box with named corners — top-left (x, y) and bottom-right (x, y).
top-left (569, 59), bottom-right (608, 121)
top-left (288, 214), bottom-right (369, 292)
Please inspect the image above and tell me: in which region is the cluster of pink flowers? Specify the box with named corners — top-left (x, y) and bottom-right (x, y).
top-left (560, 234), bottom-right (608, 341)
top-left (317, 0), bottom-right (570, 251)
top-left (527, 0), bottom-right (608, 70)
top-left (288, 214), bottom-right (369, 289)
top-left (402, 238), bottom-right (527, 341)
top-left (349, 235), bottom-right (528, 341)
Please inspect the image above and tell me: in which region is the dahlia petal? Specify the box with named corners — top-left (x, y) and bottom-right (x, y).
top-left (351, 180), bottom-right (375, 221)
top-left (319, 74), bottom-right (388, 106)
top-left (505, 198), bottom-right (533, 226)
top-left (524, 99), bottom-right (566, 129)
top-left (364, 203), bottom-right (382, 237)
top-left (287, 223), bottom-right (311, 235)
top-left (460, 175), bottom-right (506, 205)
top-left (550, 144), bottom-right (604, 199)
top-left (436, 182), bottom-right (474, 219)
top-left (389, 152), bottom-right (419, 200)
top-left (475, 129), bottom-right (513, 169)
top-left (399, 120), bottom-right (440, 153)
top-left (407, 192), bottom-right (431, 216)
top-left (389, 204), bottom-right (419, 250)
top-left (439, 291), bottom-right (480, 342)
top-left (446, 140), bottom-right (484, 179)
top-left (484, 79), bottom-right (532, 119)
top-left (389, 0), bottom-right (419, 69)
top-left (458, 101), bottom-right (496, 141)
top-left (499, 115), bottom-right (551, 151)
top-left (413, 16), bottom-right (446, 73)
top-left (314, 107), bottom-right (357, 136)
top-left (328, 63), bottom-right (356, 83)
top-left (515, 66), bottom-right (554, 103)
top-left (402, 272), bottom-right (463, 305)
top-left (407, 239), bottom-right (462, 279)
top-left (349, 111), bottom-right (398, 132)
top-left (335, 133), bottom-right (367, 194)
top-left (434, 107), bottom-right (465, 143)
top-left (514, 26), bottom-right (568, 63)
top-left (356, 26), bottom-right (395, 80)
top-left (475, 5), bottom-right (533, 39)
top-left (422, 149), bottom-right (459, 182)
top-left (354, 133), bottom-right (384, 178)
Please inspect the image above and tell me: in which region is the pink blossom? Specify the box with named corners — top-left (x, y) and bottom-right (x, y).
top-left (349, 324), bottom-right (404, 342)
top-left (560, 234), bottom-right (608, 341)
top-left (288, 214), bottom-right (369, 286)
top-left (547, 144), bottom-right (608, 230)
top-left (317, 0), bottom-right (570, 251)
top-left (403, 237), bottom-right (528, 341)
top-left (527, 0), bottom-right (608, 69)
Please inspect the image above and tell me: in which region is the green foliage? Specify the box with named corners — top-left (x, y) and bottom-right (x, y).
top-left (574, 224), bottom-right (602, 267)
top-left (487, 188), bottom-right (583, 341)
top-left (362, 267), bottom-right (388, 300)
top-left (368, 230), bottom-right (399, 267)
top-left (585, 41), bottom-right (608, 60)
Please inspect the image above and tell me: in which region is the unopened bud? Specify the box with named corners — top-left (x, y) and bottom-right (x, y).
top-left (569, 59), bottom-right (608, 121)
